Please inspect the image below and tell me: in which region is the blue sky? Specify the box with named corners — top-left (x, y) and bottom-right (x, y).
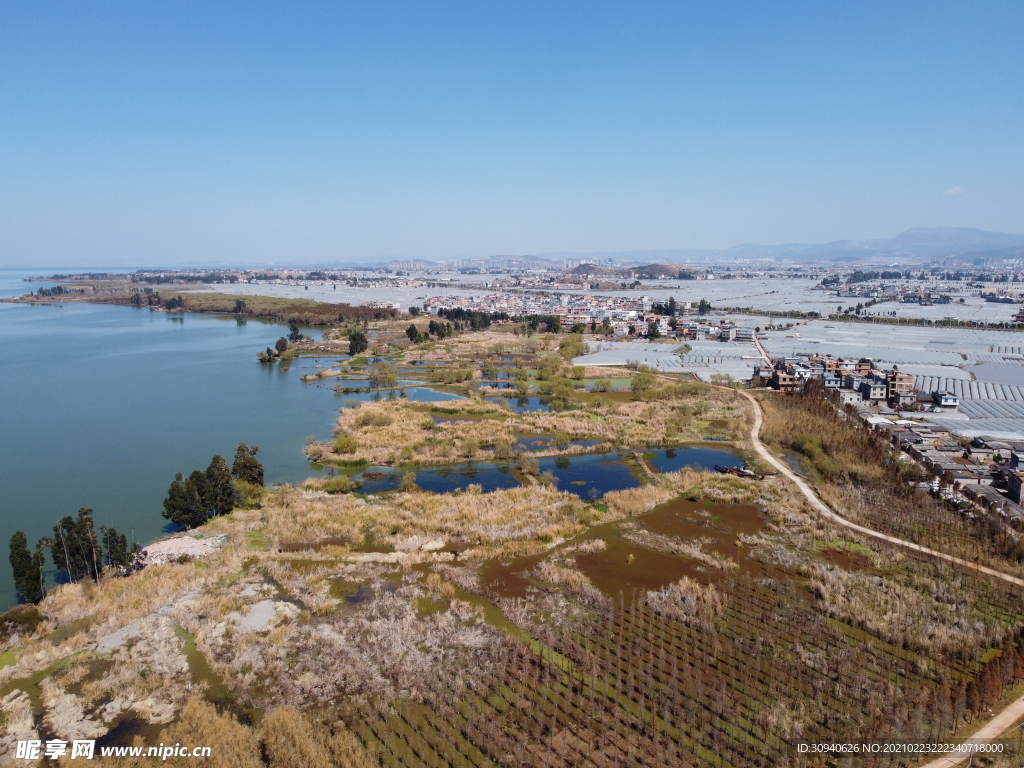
top-left (1, 2), bottom-right (1022, 266)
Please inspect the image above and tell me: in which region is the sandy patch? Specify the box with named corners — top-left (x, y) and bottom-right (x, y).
top-left (225, 600), bottom-right (300, 633)
top-left (142, 534), bottom-right (227, 565)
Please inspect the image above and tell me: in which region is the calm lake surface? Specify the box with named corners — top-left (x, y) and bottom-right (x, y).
top-left (0, 269), bottom-right (743, 610)
top-left (0, 269), bottom-right (351, 608)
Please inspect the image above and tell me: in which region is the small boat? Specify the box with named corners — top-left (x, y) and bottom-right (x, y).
top-left (715, 464), bottom-right (757, 478)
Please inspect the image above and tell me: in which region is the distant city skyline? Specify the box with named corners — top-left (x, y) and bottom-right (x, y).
top-left (2, 2), bottom-right (1023, 267)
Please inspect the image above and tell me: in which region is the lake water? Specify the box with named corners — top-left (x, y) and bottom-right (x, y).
top-left (0, 269), bottom-right (742, 609)
top-left (0, 269), bottom-right (353, 608)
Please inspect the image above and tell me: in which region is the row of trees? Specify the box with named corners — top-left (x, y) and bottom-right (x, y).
top-left (8, 441), bottom-right (266, 605)
top-left (162, 443), bottom-right (264, 529)
top-left (9, 509), bottom-right (142, 604)
top-left (435, 307), bottom-right (510, 331)
top-left (426, 319), bottom-right (453, 339)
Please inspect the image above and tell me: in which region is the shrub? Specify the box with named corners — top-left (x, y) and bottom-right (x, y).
top-left (367, 362), bottom-right (398, 388)
top-left (646, 576), bottom-right (724, 632)
top-left (398, 471), bottom-right (417, 492)
top-left (321, 476), bottom-right (361, 494)
top-left (558, 333), bottom-right (586, 360)
top-left (334, 435), bottom-right (358, 454)
top-left (234, 480), bottom-right (267, 509)
top-left (354, 411), bottom-right (392, 428)
top-left (423, 572), bottom-right (457, 599)
top-left (631, 365), bottom-right (657, 394)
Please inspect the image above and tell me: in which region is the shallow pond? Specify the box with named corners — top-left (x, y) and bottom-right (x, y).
top-left (328, 378), bottom-right (423, 390)
top-left (514, 436), bottom-right (605, 452)
top-left (483, 498), bottom-right (768, 601)
top-left (537, 452), bottom-right (640, 497)
top-left (478, 552), bottom-right (550, 599)
top-left (352, 443), bottom-right (743, 499)
top-left (358, 462), bottom-right (522, 495)
top-left (646, 446), bottom-right (744, 474)
top-left (335, 387), bottom-right (464, 408)
top-left (781, 452), bottom-right (808, 476)
top-left (485, 396), bottom-right (558, 413)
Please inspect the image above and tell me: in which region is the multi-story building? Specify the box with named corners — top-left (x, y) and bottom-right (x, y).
top-left (858, 380), bottom-right (887, 401)
top-left (772, 369), bottom-right (796, 392)
top-left (886, 366), bottom-right (915, 403)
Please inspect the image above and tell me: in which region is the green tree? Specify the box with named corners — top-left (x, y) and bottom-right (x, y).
top-left (48, 509), bottom-right (102, 584)
top-left (647, 319), bottom-right (661, 339)
top-left (698, 298), bottom-right (711, 315)
top-left (631, 365), bottom-right (657, 395)
top-left (99, 526), bottom-right (142, 573)
top-left (204, 455), bottom-right (236, 516)
top-left (9, 532), bottom-right (43, 604)
top-left (667, 296), bottom-right (677, 316)
top-left (406, 323), bottom-right (419, 342)
top-left (163, 472), bottom-right (189, 523)
top-left (275, 337), bottom-right (288, 354)
top-left (232, 442), bottom-right (265, 486)
top-left (288, 323), bottom-right (302, 342)
top-left (348, 329), bottom-right (368, 355)
top-left (162, 471), bottom-right (210, 529)
top-left (101, 526), bottom-right (128, 569)
top-left (187, 469), bottom-right (212, 516)
top-left (233, 299), bottom-right (246, 313)
top-left (550, 378), bottom-right (575, 406)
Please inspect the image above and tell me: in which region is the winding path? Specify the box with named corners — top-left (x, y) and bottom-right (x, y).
top-left (737, 390), bottom-right (1024, 587)
top-left (736, 390), bottom-right (1024, 765)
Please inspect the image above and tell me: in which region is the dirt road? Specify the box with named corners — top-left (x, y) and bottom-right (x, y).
top-left (736, 389), bottom-right (1024, 764)
top-left (737, 390), bottom-right (1024, 588)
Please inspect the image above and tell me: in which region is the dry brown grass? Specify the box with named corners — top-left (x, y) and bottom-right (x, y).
top-left (43, 563), bottom-right (201, 627)
top-left (802, 560), bottom-right (1012, 655)
top-left (646, 576), bottom-right (725, 632)
top-left (261, 707), bottom-right (336, 768)
top-left (96, 699), bottom-right (374, 768)
top-left (99, 698), bottom-right (262, 768)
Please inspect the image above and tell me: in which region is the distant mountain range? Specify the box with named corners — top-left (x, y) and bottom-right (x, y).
top-left (536, 227), bottom-right (1024, 266)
